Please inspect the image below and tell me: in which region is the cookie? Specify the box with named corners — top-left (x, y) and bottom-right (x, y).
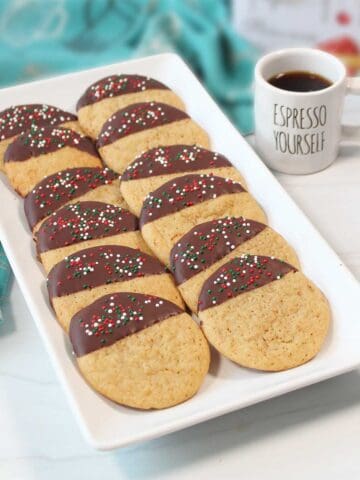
top-left (69, 292), bottom-right (210, 409)
top-left (76, 74), bottom-right (185, 139)
top-left (198, 255), bottom-right (330, 371)
top-left (24, 167), bottom-right (125, 234)
top-left (47, 245), bottom-right (184, 332)
top-left (121, 145), bottom-right (246, 216)
top-left (0, 104), bottom-right (81, 172)
top-left (97, 102), bottom-right (210, 174)
top-left (4, 125), bottom-right (102, 196)
top-left (140, 174), bottom-right (266, 266)
top-left (37, 201), bottom-right (150, 273)
top-left (170, 217), bottom-right (300, 312)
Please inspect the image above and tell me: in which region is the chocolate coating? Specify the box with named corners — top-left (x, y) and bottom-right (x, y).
top-left (24, 167), bottom-right (119, 230)
top-left (37, 201), bottom-right (138, 253)
top-left (24, 167), bottom-right (118, 230)
top-left (170, 217), bottom-right (266, 284)
top-left (122, 145), bottom-right (232, 182)
top-left (198, 255), bottom-right (297, 311)
top-left (76, 74), bottom-right (169, 110)
top-left (47, 245), bottom-right (166, 299)
top-left (0, 104), bottom-right (76, 141)
top-left (140, 174), bottom-right (246, 227)
top-left (97, 102), bottom-right (188, 148)
top-left (4, 125), bottom-right (99, 163)
top-left (69, 292), bottom-right (183, 357)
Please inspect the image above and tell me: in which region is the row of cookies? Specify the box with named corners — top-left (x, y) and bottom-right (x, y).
top-left (1, 72), bottom-right (330, 404)
top-left (0, 77), bottom-right (211, 408)
top-left (80, 80), bottom-right (333, 373)
top-left (118, 149), bottom-right (329, 371)
top-left (26, 175), bottom-right (210, 408)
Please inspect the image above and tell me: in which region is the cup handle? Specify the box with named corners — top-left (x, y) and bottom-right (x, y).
top-left (341, 77), bottom-right (360, 146)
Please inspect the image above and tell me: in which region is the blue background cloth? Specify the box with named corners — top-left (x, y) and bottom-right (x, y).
top-left (0, 244), bottom-right (11, 324)
top-left (0, 0), bottom-right (258, 134)
top-left (0, 0), bottom-right (258, 310)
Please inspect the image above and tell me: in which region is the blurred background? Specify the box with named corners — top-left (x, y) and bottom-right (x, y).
top-left (0, 0), bottom-right (359, 136)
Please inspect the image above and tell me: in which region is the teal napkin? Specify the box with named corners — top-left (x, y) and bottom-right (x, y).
top-left (0, 0), bottom-right (259, 317)
top-left (0, 0), bottom-right (258, 133)
top-left (0, 244), bottom-right (11, 325)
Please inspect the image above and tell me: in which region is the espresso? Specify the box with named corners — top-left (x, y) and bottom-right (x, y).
top-left (268, 70), bottom-right (332, 92)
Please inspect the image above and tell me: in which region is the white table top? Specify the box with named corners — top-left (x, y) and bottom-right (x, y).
top-left (1, 130), bottom-right (360, 479)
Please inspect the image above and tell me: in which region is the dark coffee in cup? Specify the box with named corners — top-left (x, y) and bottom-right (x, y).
top-left (268, 70), bottom-right (332, 92)
top-left (255, 48), bottom-right (350, 174)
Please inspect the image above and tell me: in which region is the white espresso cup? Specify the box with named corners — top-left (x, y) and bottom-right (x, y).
top-left (255, 47), bottom-right (360, 174)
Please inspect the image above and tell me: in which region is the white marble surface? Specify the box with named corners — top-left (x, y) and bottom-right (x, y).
top-left (1, 138), bottom-right (360, 479)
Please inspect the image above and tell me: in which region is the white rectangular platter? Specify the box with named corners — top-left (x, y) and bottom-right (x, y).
top-left (0, 53), bottom-right (360, 450)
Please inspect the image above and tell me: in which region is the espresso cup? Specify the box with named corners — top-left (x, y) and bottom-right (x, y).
top-left (255, 47), bottom-right (360, 174)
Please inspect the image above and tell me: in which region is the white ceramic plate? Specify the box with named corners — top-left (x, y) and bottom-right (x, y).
top-left (0, 53), bottom-right (359, 451)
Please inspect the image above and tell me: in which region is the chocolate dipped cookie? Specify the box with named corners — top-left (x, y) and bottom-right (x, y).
top-left (47, 245), bottom-right (184, 332)
top-left (0, 104), bottom-right (81, 171)
top-left (140, 174), bottom-right (266, 266)
top-left (171, 217), bottom-right (299, 312)
top-left (198, 255), bottom-right (330, 371)
top-left (121, 145), bottom-right (246, 216)
top-left (4, 126), bottom-right (101, 196)
top-left (37, 201), bottom-right (150, 273)
top-left (97, 102), bottom-right (210, 174)
top-left (24, 167), bottom-right (125, 234)
top-left (69, 292), bottom-right (209, 409)
top-left (77, 74), bottom-right (185, 139)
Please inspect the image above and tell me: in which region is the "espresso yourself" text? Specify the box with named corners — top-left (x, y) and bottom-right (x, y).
top-left (273, 103), bottom-right (326, 155)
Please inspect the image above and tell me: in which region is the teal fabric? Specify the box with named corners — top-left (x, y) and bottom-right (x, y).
top-left (0, 0), bottom-right (258, 312)
top-left (0, 244), bottom-right (11, 324)
top-left (0, 0), bottom-right (258, 134)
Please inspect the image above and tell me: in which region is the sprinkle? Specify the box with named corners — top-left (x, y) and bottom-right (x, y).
top-left (98, 102), bottom-right (187, 146)
top-left (26, 167), bottom-right (118, 225)
top-left (198, 255), bottom-right (296, 310)
top-left (73, 293), bottom-right (178, 349)
top-left (39, 202), bottom-right (136, 249)
top-left (122, 145), bottom-right (231, 181)
top-left (141, 174), bottom-right (244, 225)
top-left (79, 75), bottom-right (166, 107)
top-left (15, 124), bottom-right (94, 158)
top-left (0, 104), bottom-right (75, 140)
top-left (171, 217), bottom-right (264, 280)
